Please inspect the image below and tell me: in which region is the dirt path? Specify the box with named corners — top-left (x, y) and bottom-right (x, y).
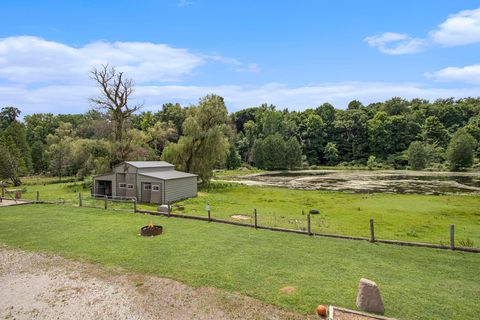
top-left (0, 245), bottom-right (314, 320)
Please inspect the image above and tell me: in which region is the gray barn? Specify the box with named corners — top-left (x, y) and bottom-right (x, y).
top-left (92, 161), bottom-right (197, 204)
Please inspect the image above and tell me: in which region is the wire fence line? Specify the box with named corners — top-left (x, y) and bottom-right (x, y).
top-left (7, 191), bottom-right (480, 253)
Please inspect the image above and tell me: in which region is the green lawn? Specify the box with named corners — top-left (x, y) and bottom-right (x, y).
top-left (175, 183), bottom-right (480, 246)
top-left (13, 178), bottom-right (480, 246)
top-left (0, 204), bottom-right (478, 320)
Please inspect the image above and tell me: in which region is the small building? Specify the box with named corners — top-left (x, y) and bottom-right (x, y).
top-left (92, 161), bottom-right (197, 204)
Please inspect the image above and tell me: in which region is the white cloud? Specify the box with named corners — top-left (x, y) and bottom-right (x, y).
top-left (430, 8), bottom-right (480, 46)
top-left (364, 32), bottom-right (426, 55)
top-left (426, 64), bottom-right (480, 84)
top-left (2, 81), bottom-right (479, 115)
top-left (0, 36), bottom-right (226, 84)
top-left (366, 7), bottom-right (480, 54)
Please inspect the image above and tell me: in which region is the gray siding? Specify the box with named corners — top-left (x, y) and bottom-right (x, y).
top-left (136, 176), bottom-right (165, 203)
top-left (93, 173), bottom-right (116, 195)
top-left (165, 177), bottom-right (198, 203)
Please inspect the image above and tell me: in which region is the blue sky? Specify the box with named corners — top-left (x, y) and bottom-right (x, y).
top-left (0, 0), bottom-right (479, 114)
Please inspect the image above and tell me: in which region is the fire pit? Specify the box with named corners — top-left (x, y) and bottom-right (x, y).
top-left (140, 223), bottom-right (163, 237)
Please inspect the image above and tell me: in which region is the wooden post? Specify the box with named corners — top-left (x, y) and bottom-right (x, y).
top-left (104, 195), bottom-right (108, 209)
top-left (307, 214), bottom-right (312, 235)
top-left (133, 199), bottom-right (137, 213)
top-left (254, 208), bottom-right (258, 229)
top-left (208, 209), bottom-right (211, 222)
top-left (78, 192), bottom-right (82, 207)
top-left (450, 224), bottom-right (455, 250)
top-left (168, 202), bottom-right (171, 217)
top-left (36, 191), bottom-right (40, 202)
top-left (370, 218), bottom-right (375, 242)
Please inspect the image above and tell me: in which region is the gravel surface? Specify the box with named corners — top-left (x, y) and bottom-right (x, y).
top-left (0, 245), bottom-right (313, 320)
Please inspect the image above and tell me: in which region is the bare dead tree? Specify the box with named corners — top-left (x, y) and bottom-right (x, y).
top-left (89, 64), bottom-right (142, 142)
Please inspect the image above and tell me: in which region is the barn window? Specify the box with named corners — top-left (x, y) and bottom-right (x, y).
top-left (144, 184), bottom-right (152, 190)
top-left (127, 184), bottom-right (134, 189)
top-left (152, 185), bottom-right (160, 191)
top-left (119, 183), bottom-right (126, 189)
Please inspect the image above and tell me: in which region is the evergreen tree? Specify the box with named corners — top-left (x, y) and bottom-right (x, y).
top-left (285, 137), bottom-right (302, 169)
top-left (225, 144), bottom-right (241, 169)
top-left (407, 141), bottom-right (427, 170)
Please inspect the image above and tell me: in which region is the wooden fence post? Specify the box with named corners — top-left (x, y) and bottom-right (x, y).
top-left (307, 213), bottom-right (312, 235)
top-left (78, 192), bottom-right (82, 207)
top-left (370, 218), bottom-right (375, 242)
top-left (208, 208), bottom-right (211, 222)
top-left (450, 224), bottom-right (455, 250)
top-left (133, 199), bottom-right (137, 213)
top-left (168, 202), bottom-right (171, 217)
top-left (36, 191), bottom-right (40, 202)
top-left (104, 195), bottom-right (108, 209)
top-left (254, 208), bottom-right (258, 229)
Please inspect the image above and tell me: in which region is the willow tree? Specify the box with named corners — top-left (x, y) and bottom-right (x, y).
top-left (89, 65), bottom-right (142, 143)
top-left (162, 94), bottom-right (229, 183)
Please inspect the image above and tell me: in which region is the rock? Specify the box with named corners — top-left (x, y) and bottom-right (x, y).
top-left (157, 204), bottom-right (170, 213)
top-left (356, 278), bottom-right (384, 314)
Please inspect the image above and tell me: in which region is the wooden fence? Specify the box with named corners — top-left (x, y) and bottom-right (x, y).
top-left (7, 191), bottom-right (479, 253)
top-left (134, 207), bottom-right (480, 253)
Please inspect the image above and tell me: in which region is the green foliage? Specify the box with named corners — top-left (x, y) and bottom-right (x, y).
top-left (422, 116), bottom-right (450, 148)
top-left (300, 113), bottom-right (325, 164)
top-left (225, 144), bottom-right (241, 170)
top-left (408, 141), bottom-right (427, 170)
top-left (2, 95), bottom-right (480, 180)
top-left (446, 129), bottom-right (476, 171)
top-left (252, 134), bottom-right (287, 170)
top-left (285, 137), bottom-right (302, 169)
top-left (0, 106), bottom-right (21, 129)
top-left (0, 144), bottom-right (22, 185)
top-left (162, 94), bottom-right (230, 182)
top-left (366, 155), bottom-right (379, 170)
top-left (261, 134), bottom-right (287, 170)
top-left (324, 142), bottom-right (339, 165)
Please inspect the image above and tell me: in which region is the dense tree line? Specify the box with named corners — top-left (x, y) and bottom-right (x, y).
top-left (1, 69), bottom-right (479, 185)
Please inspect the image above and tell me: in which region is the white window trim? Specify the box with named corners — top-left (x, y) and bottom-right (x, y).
top-left (152, 185), bottom-right (160, 192)
top-left (127, 184), bottom-right (134, 189)
top-left (119, 183), bottom-right (127, 189)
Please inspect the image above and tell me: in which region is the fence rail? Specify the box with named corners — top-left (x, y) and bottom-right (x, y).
top-left (5, 191), bottom-right (479, 253)
top-left (134, 208), bottom-right (480, 253)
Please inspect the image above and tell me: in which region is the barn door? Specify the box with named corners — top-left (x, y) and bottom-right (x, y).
top-left (141, 182), bottom-right (152, 203)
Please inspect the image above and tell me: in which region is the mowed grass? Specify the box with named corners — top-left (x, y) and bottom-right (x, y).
top-left (13, 178), bottom-right (480, 246)
top-left (175, 183), bottom-right (480, 246)
top-left (0, 205), bottom-right (479, 320)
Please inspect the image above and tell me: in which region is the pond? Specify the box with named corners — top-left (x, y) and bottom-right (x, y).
top-left (227, 170), bottom-right (480, 195)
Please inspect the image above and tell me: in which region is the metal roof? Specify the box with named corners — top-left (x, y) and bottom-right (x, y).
top-left (122, 161), bottom-right (174, 168)
top-left (139, 170), bottom-right (198, 180)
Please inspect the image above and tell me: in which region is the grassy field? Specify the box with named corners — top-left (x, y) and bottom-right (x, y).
top-left (12, 176), bottom-right (480, 246)
top-left (0, 204), bottom-right (478, 320)
top-left (174, 183), bottom-right (480, 246)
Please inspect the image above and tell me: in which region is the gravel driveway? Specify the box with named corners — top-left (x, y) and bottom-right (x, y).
top-left (0, 245), bottom-right (312, 320)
